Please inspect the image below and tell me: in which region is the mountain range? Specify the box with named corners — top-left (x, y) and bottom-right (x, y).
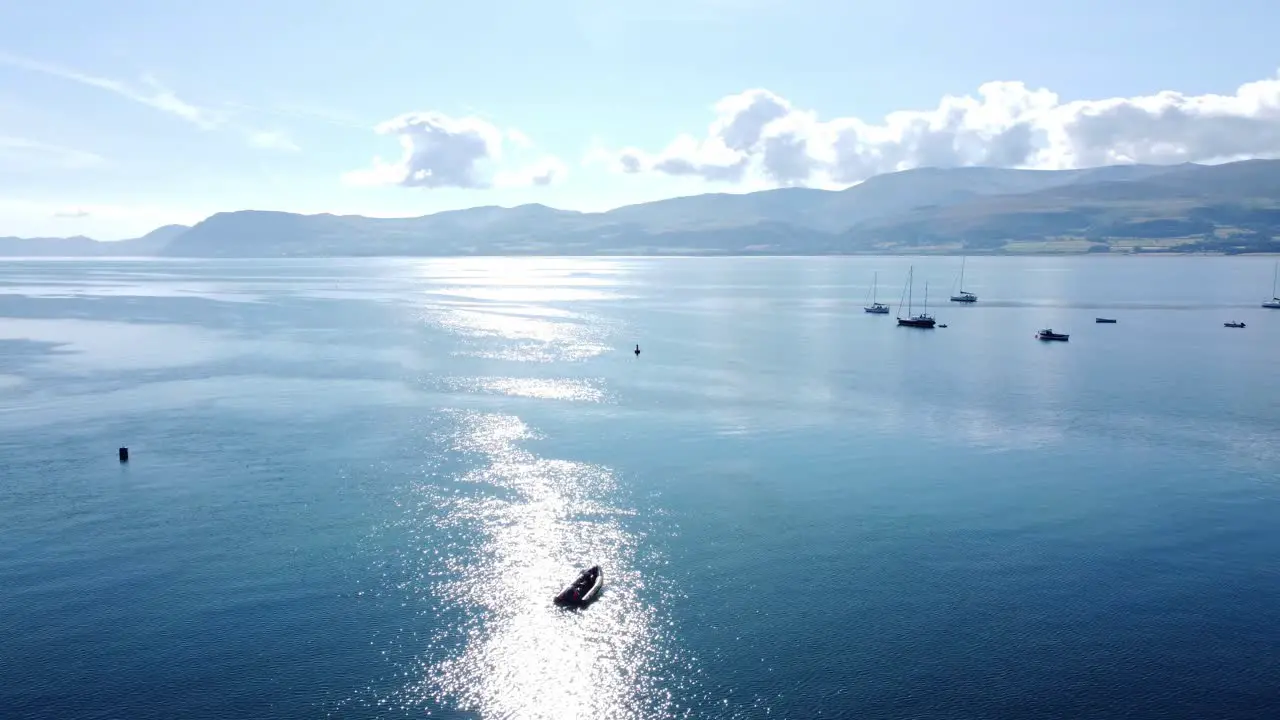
top-left (6, 159), bottom-right (1280, 257)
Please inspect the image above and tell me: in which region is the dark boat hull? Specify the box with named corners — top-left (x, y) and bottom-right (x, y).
top-left (949, 296), bottom-right (977, 303)
top-left (554, 565), bottom-right (603, 607)
top-left (897, 318), bottom-right (936, 328)
top-left (1095, 318), bottom-right (1117, 323)
top-left (1037, 333), bottom-right (1069, 341)
top-left (1225, 322), bottom-right (1246, 328)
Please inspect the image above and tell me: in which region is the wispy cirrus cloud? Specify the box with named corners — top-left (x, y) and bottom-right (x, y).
top-left (0, 51), bottom-right (219, 129)
top-left (248, 102), bottom-right (372, 130)
top-left (247, 130), bottom-right (301, 152)
top-left (0, 135), bottom-right (106, 169)
top-left (0, 52), bottom-right (300, 152)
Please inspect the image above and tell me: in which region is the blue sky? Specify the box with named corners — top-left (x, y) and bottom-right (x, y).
top-left (2, 0), bottom-right (1279, 239)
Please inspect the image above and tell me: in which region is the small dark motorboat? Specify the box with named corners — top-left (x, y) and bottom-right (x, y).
top-left (554, 565), bottom-right (603, 607)
top-left (1225, 321), bottom-right (1246, 328)
top-left (1095, 318), bottom-right (1117, 324)
top-left (1036, 329), bottom-right (1069, 341)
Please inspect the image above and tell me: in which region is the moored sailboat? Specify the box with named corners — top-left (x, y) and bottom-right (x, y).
top-left (1263, 261), bottom-right (1280, 309)
top-left (950, 257), bottom-right (977, 303)
top-left (864, 271), bottom-right (890, 314)
top-left (897, 266), bottom-right (937, 328)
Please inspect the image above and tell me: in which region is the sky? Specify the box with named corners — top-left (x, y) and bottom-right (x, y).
top-left (2, 0), bottom-right (1280, 240)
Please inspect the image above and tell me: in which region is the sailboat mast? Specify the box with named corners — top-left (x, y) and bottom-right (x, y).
top-left (873, 271), bottom-right (877, 304)
top-left (924, 281), bottom-right (929, 313)
top-left (959, 257), bottom-right (966, 291)
top-left (908, 267), bottom-right (914, 315)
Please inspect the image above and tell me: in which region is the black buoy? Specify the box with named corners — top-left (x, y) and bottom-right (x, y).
top-left (118, 447), bottom-right (129, 463)
top-left (634, 344), bottom-right (641, 356)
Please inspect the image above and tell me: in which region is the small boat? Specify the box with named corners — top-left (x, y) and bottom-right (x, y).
top-left (1225, 321), bottom-right (1246, 328)
top-left (1036, 329), bottom-right (1069, 341)
top-left (949, 257), bottom-right (978, 303)
top-left (1095, 318), bottom-right (1117, 324)
top-left (554, 565), bottom-right (603, 607)
top-left (938, 324), bottom-right (948, 328)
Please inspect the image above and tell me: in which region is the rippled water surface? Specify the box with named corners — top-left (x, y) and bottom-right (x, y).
top-left (1, 256), bottom-right (1279, 719)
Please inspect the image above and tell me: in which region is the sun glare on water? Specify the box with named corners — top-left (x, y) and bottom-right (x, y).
top-left (391, 412), bottom-right (681, 719)
top-left (368, 259), bottom-right (689, 718)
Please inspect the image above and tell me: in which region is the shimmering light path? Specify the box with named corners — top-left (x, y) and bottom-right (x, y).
top-left (373, 259), bottom-right (687, 718)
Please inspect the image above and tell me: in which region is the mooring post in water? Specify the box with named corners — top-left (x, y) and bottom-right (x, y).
top-left (118, 447), bottom-right (129, 463)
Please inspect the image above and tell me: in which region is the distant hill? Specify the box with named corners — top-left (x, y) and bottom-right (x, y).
top-left (0, 224), bottom-right (189, 257)
top-left (847, 160), bottom-right (1280, 253)
top-left (6, 160), bottom-right (1280, 257)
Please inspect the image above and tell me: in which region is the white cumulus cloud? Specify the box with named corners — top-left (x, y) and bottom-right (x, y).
top-left (345, 111), bottom-right (567, 190)
top-left (602, 72), bottom-right (1280, 187)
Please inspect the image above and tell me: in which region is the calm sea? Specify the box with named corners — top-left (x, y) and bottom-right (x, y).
top-left (1, 256), bottom-right (1278, 720)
